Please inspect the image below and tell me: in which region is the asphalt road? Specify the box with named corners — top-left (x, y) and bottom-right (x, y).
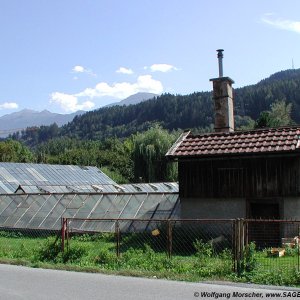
top-left (0, 264), bottom-right (299, 300)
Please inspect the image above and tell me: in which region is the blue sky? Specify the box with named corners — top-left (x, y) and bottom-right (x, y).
top-left (0, 0), bottom-right (299, 116)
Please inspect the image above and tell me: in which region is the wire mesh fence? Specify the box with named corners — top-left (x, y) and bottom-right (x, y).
top-left (243, 219), bottom-right (300, 274)
top-left (64, 218), bottom-right (235, 265)
top-left (1, 218), bottom-right (300, 277)
top-left (63, 218), bottom-right (300, 275)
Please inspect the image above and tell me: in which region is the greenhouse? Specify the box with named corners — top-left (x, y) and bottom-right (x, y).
top-left (0, 163), bottom-right (179, 232)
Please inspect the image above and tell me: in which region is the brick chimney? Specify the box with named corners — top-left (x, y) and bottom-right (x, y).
top-left (210, 49), bottom-right (234, 133)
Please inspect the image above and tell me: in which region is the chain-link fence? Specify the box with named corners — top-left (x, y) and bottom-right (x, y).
top-left (241, 219), bottom-right (300, 274)
top-left (63, 218), bottom-right (300, 275)
top-left (62, 217), bottom-right (235, 275)
top-left (64, 218), bottom-right (235, 256)
top-left (1, 218), bottom-right (300, 277)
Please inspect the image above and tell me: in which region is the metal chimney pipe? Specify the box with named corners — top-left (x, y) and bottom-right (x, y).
top-left (217, 49), bottom-right (224, 77)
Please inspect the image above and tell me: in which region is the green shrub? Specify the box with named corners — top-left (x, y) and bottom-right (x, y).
top-left (36, 237), bottom-right (61, 262)
top-left (284, 245), bottom-right (298, 257)
top-left (0, 230), bottom-right (23, 238)
top-left (62, 246), bottom-right (86, 263)
top-left (94, 248), bottom-right (117, 265)
top-left (36, 237), bottom-right (87, 264)
top-left (244, 268), bottom-right (300, 286)
top-left (241, 242), bottom-right (257, 273)
top-left (73, 233), bottom-right (114, 243)
top-left (193, 239), bottom-right (213, 258)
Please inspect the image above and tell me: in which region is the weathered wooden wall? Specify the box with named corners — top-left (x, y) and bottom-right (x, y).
top-left (179, 155), bottom-right (300, 198)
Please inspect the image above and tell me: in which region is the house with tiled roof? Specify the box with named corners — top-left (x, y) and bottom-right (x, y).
top-left (166, 50), bottom-right (300, 231)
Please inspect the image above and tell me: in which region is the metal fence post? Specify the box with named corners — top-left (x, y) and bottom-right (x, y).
top-left (61, 217), bottom-right (66, 252)
top-left (115, 220), bottom-right (120, 258)
top-left (234, 218), bottom-right (245, 275)
top-left (297, 225), bottom-right (300, 272)
top-left (167, 220), bottom-right (173, 259)
top-left (232, 220), bottom-right (237, 272)
top-left (235, 219), bottom-right (240, 274)
top-left (66, 218), bottom-right (69, 251)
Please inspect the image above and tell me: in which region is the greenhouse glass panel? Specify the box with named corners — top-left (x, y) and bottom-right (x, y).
top-left (39, 195), bottom-right (61, 214)
top-left (102, 194), bottom-right (123, 218)
top-left (104, 194), bottom-right (129, 219)
top-left (73, 194), bottom-right (102, 219)
top-left (89, 194), bottom-right (115, 219)
top-left (0, 195), bottom-right (27, 223)
top-left (80, 219), bottom-right (115, 232)
top-left (14, 195), bottom-right (46, 228)
top-left (0, 195), bottom-right (14, 214)
top-left (2, 195), bottom-right (36, 227)
top-left (38, 195), bottom-right (66, 229)
top-left (25, 195), bottom-right (52, 228)
top-left (59, 194), bottom-right (76, 207)
top-left (156, 194), bottom-right (177, 210)
top-left (135, 194), bottom-right (160, 215)
top-left (119, 194), bottom-right (146, 219)
top-left (153, 195), bottom-right (180, 219)
top-left (67, 194), bottom-right (84, 209)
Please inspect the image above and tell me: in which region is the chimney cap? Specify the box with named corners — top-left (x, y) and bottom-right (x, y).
top-left (217, 49), bottom-right (224, 57)
top-left (209, 76), bottom-right (235, 84)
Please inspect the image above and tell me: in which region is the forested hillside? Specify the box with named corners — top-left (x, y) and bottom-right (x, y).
top-left (3, 68), bottom-right (300, 183)
top-left (11, 68), bottom-right (300, 146)
top-left (234, 69), bottom-right (300, 121)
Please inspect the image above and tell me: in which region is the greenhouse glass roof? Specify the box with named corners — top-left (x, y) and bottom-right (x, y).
top-left (0, 162), bottom-right (116, 193)
top-left (14, 182), bottom-right (178, 194)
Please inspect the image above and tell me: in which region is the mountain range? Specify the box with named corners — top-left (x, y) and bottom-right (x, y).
top-left (0, 109), bottom-right (83, 138)
top-left (0, 92), bottom-right (157, 137)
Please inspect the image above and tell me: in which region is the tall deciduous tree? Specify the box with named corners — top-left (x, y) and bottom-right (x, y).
top-left (131, 125), bottom-right (178, 182)
top-left (0, 140), bottom-right (34, 162)
top-left (255, 100), bottom-right (293, 128)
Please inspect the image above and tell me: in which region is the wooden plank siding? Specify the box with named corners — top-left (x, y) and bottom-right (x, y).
top-left (178, 155), bottom-right (300, 198)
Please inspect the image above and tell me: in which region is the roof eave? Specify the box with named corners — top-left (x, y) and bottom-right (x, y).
top-left (171, 148), bottom-right (300, 160)
top-left (166, 130), bottom-right (191, 158)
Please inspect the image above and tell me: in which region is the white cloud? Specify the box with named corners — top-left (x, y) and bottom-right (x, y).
top-left (72, 65), bottom-right (85, 73)
top-left (262, 14), bottom-right (300, 34)
top-left (116, 67), bottom-right (134, 74)
top-left (72, 65), bottom-right (96, 77)
top-left (76, 75), bottom-right (163, 99)
top-left (50, 92), bottom-right (95, 112)
top-left (145, 63), bottom-right (178, 73)
top-left (50, 75), bottom-right (163, 112)
top-left (0, 102), bottom-right (18, 110)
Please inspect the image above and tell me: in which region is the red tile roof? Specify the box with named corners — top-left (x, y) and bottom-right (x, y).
top-left (166, 127), bottom-right (300, 158)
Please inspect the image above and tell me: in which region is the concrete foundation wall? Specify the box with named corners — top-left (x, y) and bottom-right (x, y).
top-left (179, 197), bottom-right (300, 245)
top-left (283, 197), bottom-right (300, 219)
top-left (180, 197), bottom-right (246, 219)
